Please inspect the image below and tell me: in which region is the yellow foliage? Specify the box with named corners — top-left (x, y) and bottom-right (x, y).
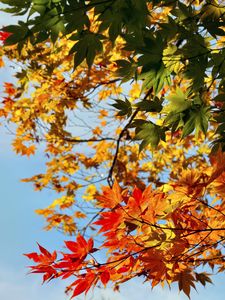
top-left (83, 184), bottom-right (97, 201)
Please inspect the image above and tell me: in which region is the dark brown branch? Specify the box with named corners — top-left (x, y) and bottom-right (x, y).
top-left (63, 137), bottom-right (117, 143)
top-left (121, 204), bottom-right (225, 234)
top-left (178, 236), bottom-right (225, 263)
top-left (107, 88), bottom-right (153, 188)
top-left (80, 208), bottom-right (105, 236)
top-left (107, 108), bottom-right (139, 187)
top-left (173, 231), bottom-right (212, 263)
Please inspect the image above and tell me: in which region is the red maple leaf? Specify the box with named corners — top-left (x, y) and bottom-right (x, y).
top-left (24, 243), bottom-right (58, 282)
top-left (63, 235), bottom-right (94, 261)
top-left (70, 272), bottom-right (97, 298)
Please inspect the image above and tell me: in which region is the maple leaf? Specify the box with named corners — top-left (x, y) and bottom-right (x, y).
top-left (4, 82), bottom-right (16, 96)
top-left (71, 279), bottom-right (89, 298)
top-left (100, 270), bottom-right (111, 286)
top-left (140, 249), bottom-right (168, 285)
top-left (25, 243), bottom-right (57, 263)
top-left (96, 180), bottom-right (122, 208)
top-left (176, 270), bottom-right (196, 299)
top-left (24, 244), bottom-right (58, 283)
top-left (74, 211), bottom-right (86, 218)
top-left (12, 139), bottom-right (36, 156)
top-left (70, 272), bottom-right (97, 298)
top-left (64, 235), bottom-right (94, 261)
top-left (195, 272), bottom-right (212, 287)
top-left (94, 210), bottom-right (123, 233)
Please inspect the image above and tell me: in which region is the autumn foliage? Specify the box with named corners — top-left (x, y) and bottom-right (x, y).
top-left (24, 171), bottom-right (225, 298)
top-left (0, 31), bottom-right (11, 42)
top-left (1, 0), bottom-right (225, 299)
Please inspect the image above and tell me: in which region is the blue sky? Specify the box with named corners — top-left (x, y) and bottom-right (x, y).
top-left (0, 6), bottom-right (225, 300)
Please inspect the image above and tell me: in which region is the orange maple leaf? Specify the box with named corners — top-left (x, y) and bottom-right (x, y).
top-left (96, 180), bottom-right (122, 208)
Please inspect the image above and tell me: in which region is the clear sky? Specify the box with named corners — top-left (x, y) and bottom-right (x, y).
top-left (0, 6), bottom-right (225, 300)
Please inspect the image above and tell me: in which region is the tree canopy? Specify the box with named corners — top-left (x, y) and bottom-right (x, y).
top-left (1, 0), bottom-right (225, 299)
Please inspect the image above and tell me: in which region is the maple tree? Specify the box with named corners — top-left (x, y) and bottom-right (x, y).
top-left (1, 0), bottom-right (225, 299)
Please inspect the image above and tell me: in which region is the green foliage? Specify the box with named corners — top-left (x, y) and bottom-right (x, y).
top-left (2, 0), bottom-right (225, 150)
top-left (0, 0), bottom-right (31, 16)
top-left (163, 89), bottom-right (210, 138)
top-left (69, 31), bottom-right (103, 68)
top-left (115, 59), bottom-right (138, 82)
top-left (131, 119), bottom-right (166, 152)
top-left (181, 105), bottom-right (210, 138)
top-left (112, 98), bottom-right (132, 118)
top-left (135, 98), bottom-right (162, 113)
top-left (139, 61), bottom-right (171, 94)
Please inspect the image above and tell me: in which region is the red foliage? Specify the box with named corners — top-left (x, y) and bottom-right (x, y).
top-left (25, 180), bottom-right (225, 298)
top-left (24, 243), bottom-right (58, 282)
top-left (0, 31), bottom-right (11, 43)
top-left (25, 235), bottom-right (98, 296)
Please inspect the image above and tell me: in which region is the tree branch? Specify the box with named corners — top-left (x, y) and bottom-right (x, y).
top-left (63, 137), bottom-right (116, 143)
top-left (107, 88), bottom-right (153, 188)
